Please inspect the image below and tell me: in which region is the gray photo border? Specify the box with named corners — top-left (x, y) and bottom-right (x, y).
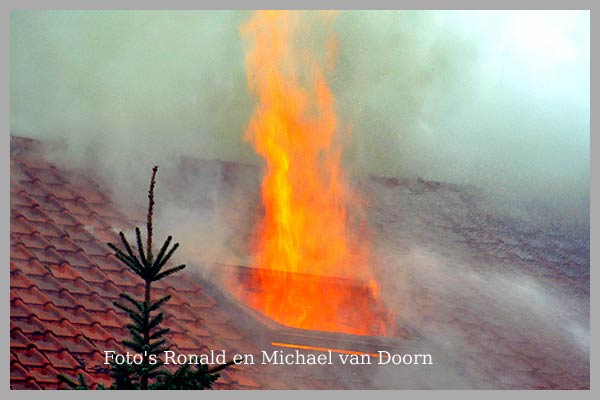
top-left (1, 1), bottom-right (594, 399)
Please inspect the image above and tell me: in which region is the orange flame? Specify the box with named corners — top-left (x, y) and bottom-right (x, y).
top-left (241, 11), bottom-right (388, 336)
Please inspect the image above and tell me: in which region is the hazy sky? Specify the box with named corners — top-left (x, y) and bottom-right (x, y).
top-left (10, 10), bottom-right (590, 221)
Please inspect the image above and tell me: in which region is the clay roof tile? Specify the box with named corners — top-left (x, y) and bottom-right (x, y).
top-left (29, 365), bottom-right (61, 384)
top-left (11, 191), bottom-right (37, 207)
top-left (88, 309), bottom-right (125, 329)
top-left (10, 270), bottom-right (35, 289)
top-left (44, 183), bottom-right (78, 201)
top-left (10, 360), bottom-right (30, 381)
top-left (28, 303), bottom-right (64, 322)
top-left (12, 231), bottom-right (54, 250)
top-left (13, 379), bottom-right (44, 390)
top-left (45, 288), bottom-right (78, 308)
top-left (60, 335), bottom-right (96, 355)
top-left (89, 253), bottom-right (123, 271)
top-left (71, 292), bottom-right (111, 312)
top-left (234, 371), bottom-right (262, 389)
top-left (11, 329), bottom-right (33, 349)
top-left (46, 319), bottom-right (79, 337)
top-left (13, 204), bottom-right (51, 224)
top-left (31, 219), bottom-right (65, 238)
top-left (20, 180), bottom-right (49, 197)
top-left (32, 194), bottom-right (64, 212)
top-left (58, 250), bottom-right (96, 268)
top-left (44, 349), bottom-right (82, 370)
top-left (11, 217), bottom-right (38, 236)
top-left (98, 280), bottom-right (122, 299)
top-left (56, 276), bottom-right (97, 297)
top-left (48, 263), bottom-right (80, 281)
top-left (12, 286), bottom-right (52, 305)
top-left (89, 229), bottom-right (120, 246)
top-left (78, 322), bottom-right (112, 342)
top-left (11, 299), bottom-right (34, 319)
top-left (63, 224), bottom-right (96, 242)
top-left (11, 315), bottom-right (48, 335)
top-left (16, 346), bottom-right (52, 368)
top-left (74, 240), bottom-right (108, 257)
top-left (11, 258), bottom-right (50, 276)
top-left (28, 331), bottom-right (65, 353)
top-left (44, 209), bottom-right (82, 227)
top-left (28, 246), bottom-right (64, 265)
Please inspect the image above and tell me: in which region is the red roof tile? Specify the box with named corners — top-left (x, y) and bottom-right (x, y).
top-left (27, 246), bottom-right (64, 265)
top-left (29, 365), bottom-right (62, 385)
top-left (45, 319), bottom-right (81, 338)
top-left (27, 332), bottom-right (65, 353)
top-left (20, 181), bottom-right (48, 197)
top-left (10, 271), bottom-right (35, 289)
top-left (11, 361), bottom-right (31, 381)
top-left (57, 277), bottom-right (96, 295)
top-left (44, 350), bottom-right (82, 370)
top-left (44, 210), bottom-right (82, 229)
top-left (11, 329), bottom-right (33, 350)
top-left (13, 205), bottom-right (51, 224)
top-left (11, 218), bottom-right (38, 236)
top-left (12, 286), bottom-right (53, 305)
top-left (11, 258), bottom-right (49, 276)
top-left (16, 347), bottom-right (52, 368)
top-left (27, 303), bottom-right (64, 322)
top-left (31, 194), bottom-right (65, 212)
top-left (59, 335), bottom-right (97, 355)
top-left (44, 288), bottom-right (78, 308)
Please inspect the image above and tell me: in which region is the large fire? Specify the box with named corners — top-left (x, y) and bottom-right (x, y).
top-left (241, 10), bottom-right (389, 336)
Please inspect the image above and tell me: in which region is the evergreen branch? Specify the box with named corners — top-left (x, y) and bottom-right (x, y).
top-left (119, 231), bottom-right (141, 266)
top-left (107, 243), bottom-right (134, 264)
top-left (148, 339), bottom-right (167, 352)
top-left (109, 242), bottom-right (144, 276)
top-left (119, 293), bottom-right (144, 313)
top-left (149, 327), bottom-right (170, 340)
top-left (114, 303), bottom-right (144, 327)
top-left (126, 324), bottom-right (144, 337)
top-left (107, 243), bottom-right (132, 262)
top-left (57, 373), bottom-right (80, 388)
top-left (113, 302), bottom-right (135, 316)
top-left (206, 360), bottom-right (236, 374)
top-left (114, 255), bottom-right (140, 273)
top-left (128, 329), bottom-right (144, 346)
top-left (135, 227), bottom-right (149, 268)
top-left (153, 265), bottom-right (186, 281)
top-left (149, 295), bottom-right (171, 312)
top-left (122, 339), bottom-right (144, 353)
top-left (78, 373), bottom-right (89, 388)
top-left (148, 312), bottom-right (164, 330)
top-left (152, 242), bottom-right (179, 274)
top-left (152, 236), bottom-right (173, 270)
top-left (141, 300), bottom-right (149, 320)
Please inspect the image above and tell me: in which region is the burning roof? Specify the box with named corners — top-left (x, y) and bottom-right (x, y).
top-left (10, 135), bottom-right (589, 389)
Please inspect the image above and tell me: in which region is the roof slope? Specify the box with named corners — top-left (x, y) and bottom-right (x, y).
top-left (9, 137), bottom-right (273, 389)
top-left (10, 135), bottom-right (590, 389)
top-left (12, 136), bottom-right (430, 390)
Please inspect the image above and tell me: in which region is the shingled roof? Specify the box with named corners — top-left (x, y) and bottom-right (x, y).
top-left (10, 135), bottom-right (590, 390)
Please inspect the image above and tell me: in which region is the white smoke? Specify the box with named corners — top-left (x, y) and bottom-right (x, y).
top-left (10, 10), bottom-right (589, 222)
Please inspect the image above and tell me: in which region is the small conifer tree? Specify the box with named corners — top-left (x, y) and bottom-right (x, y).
top-left (59, 166), bottom-right (233, 389)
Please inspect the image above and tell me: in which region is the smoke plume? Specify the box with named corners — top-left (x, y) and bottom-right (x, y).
top-left (10, 10), bottom-right (589, 223)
